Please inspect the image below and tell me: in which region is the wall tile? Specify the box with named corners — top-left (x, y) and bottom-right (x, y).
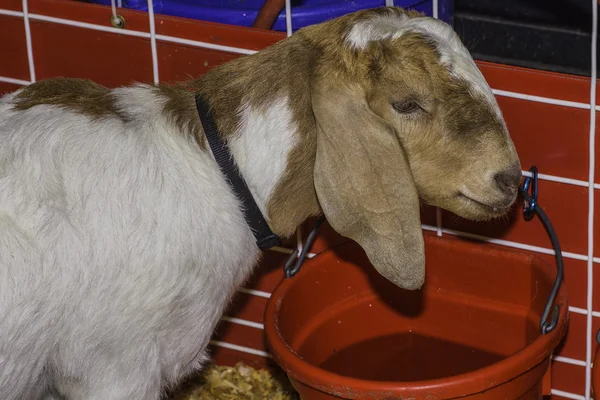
top-left (553, 311), bottom-right (585, 361)
top-left (596, 111), bottom-right (600, 185)
top-left (478, 61), bottom-right (591, 104)
top-left (498, 96), bottom-right (590, 181)
top-left (30, 21), bottom-right (154, 87)
top-left (157, 41), bottom-right (240, 83)
top-left (0, 16), bottom-right (29, 81)
top-left (550, 360), bottom-right (585, 396)
top-left (0, 0), bottom-right (22, 11)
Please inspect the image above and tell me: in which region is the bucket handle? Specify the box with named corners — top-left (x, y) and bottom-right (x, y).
top-left (520, 166), bottom-right (564, 335)
top-left (285, 166), bottom-right (565, 335)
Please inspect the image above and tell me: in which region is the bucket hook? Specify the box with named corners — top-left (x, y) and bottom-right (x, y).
top-left (284, 215), bottom-right (326, 278)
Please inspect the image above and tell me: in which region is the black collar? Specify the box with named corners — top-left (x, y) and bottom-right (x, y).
top-left (195, 93), bottom-right (282, 251)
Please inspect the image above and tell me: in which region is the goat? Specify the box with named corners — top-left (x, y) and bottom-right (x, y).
top-left (0, 6), bottom-right (521, 399)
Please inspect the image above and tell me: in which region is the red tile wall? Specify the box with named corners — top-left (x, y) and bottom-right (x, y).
top-left (0, 1), bottom-right (597, 398)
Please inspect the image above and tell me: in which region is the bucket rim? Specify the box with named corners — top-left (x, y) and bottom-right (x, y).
top-left (263, 233), bottom-right (569, 398)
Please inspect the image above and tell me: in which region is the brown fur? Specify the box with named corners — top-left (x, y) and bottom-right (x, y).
top-left (12, 78), bottom-right (130, 122)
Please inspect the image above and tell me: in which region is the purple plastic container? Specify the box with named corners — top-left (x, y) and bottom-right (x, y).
top-left (90, 0), bottom-right (454, 31)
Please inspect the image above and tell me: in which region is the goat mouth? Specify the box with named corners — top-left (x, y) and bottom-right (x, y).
top-left (457, 193), bottom-right (511, 214)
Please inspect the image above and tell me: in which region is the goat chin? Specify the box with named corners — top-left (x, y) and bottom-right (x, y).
top-left (0, 6), bottom-right (519, 399)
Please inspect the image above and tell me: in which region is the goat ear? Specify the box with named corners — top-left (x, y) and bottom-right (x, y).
top-left (312, 82), bottom-right (425, 290)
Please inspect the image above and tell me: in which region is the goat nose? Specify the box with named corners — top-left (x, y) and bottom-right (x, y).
top-left (494, 165), bottom-right (522, 195)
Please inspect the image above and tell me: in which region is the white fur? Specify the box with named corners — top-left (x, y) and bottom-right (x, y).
top-left (345, 13), bottom-right (409, 49)
top-left (345, 13), bottom-right (503, 120)
top-left (0, 85), bottom-right (298, 399)
top-left (228, 97), bottom-right (299, 219)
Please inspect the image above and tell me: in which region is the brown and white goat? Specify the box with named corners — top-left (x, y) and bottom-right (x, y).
top-left (0, 6), bottom-right (521, 400)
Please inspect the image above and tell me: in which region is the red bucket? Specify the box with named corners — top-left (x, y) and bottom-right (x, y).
top-left (264, 232), bottom-right (568, 399)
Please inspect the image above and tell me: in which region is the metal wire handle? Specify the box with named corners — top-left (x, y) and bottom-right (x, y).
top-left (520, 166), bottom-right (564, 334)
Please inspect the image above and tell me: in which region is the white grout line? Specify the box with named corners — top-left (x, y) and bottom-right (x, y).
top-left (570, 306), bottom-right (589, 315)
top-left (238, 288), bottom-right (271, 298)
top-left (585, 1), bottom-right (598, 398)
top-left (521, 170), bottom-right (590, 187)
top-left (7, 9), bottom-right (261, 56)
top-left (22, 0), bottom-right (35, 83)
top-left (0, 8), bottom-right (23, 17)
top-left (493, 89), bottom-right (591, 110)
top-left (435, 207), bottom-right (442, 237)
top-left (155, 34), bottom-right (257, 55)
top-left (28, 13), bottom-right (150, 37)
top-left (432, 0), bottom-right (438, 19)
top-left (146, 0), bottom-right (159, 85)
top-left (554, 355), bottom-right (589, 367)
top-left (0, 76), bottom-right (31, 86)
top-left (437, 226), bottom-right (588, 261)
top-left (385, 0), bottom-right (394, 6)
top-left (209, 340), bottom-right (272, 358)
top-left (421, 224), bottom-right (438, 233)
top-left (552, 389), bottom-right (587, 400)
top-left (221, 316), bottom-right (264, 330)
top-left (284, 0), bottom-right (292, 37)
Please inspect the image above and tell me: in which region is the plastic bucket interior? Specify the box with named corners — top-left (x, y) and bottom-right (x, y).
top-left (264, 231), bottom-right (568, 399)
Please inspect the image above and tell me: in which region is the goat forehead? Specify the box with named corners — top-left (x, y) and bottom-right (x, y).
top-left (405, 19), bottom-right (498, 107)
top-left (345, 14), bottom-right (502, 119)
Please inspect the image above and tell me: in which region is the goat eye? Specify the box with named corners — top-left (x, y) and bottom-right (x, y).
top-left (392, 101), bottom-right (421, 114)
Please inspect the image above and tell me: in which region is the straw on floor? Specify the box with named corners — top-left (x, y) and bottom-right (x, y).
top-left (168, 362), bottom-right (301, 400)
